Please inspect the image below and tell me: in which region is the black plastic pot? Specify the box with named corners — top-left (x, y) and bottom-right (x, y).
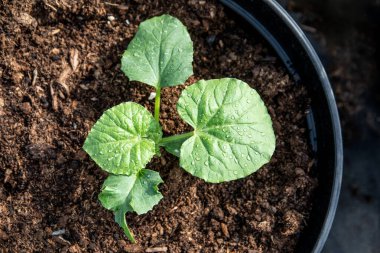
top-left (219, 0), bottom-right (343, 252)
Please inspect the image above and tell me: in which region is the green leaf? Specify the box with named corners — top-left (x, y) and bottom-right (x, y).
top-left (121, 14), bottom-right (193, 88)
top-left (177, 78), bottom-right (276, 183)
top-left (161, 138), bottom-right (185, 157)
top-left (160, 132), bottom-right (194, 157)
top-left (83, 102), bottom-right (162, 175)
top-left (99, 169), bottom-right (163, 242)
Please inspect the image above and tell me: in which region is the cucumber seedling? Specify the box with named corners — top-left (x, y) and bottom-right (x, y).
top-left (83, 14), bottom-right (275, 243)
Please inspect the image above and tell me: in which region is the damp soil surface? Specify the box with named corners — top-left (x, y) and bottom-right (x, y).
top-left (0, 1), bottom-right (316, 252)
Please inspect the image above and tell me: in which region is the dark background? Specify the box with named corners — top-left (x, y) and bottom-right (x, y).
top-left (284, 0), bottom-right (380, 252)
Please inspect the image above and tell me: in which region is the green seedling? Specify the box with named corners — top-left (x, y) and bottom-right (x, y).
top-left (83, 14), bottom-right (275, 243)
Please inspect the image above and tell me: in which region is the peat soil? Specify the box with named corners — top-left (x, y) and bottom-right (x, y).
top-left (0, 1), bottom-right (316, 252)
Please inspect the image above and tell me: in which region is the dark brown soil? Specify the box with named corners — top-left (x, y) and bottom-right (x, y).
top-left (0, 1), bottom-right (316, 252)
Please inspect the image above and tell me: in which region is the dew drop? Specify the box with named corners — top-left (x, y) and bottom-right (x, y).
top-left (229, 155), bottom-right (233, 159)
top-left (244, 163), bottom-right (248, 167)
top-left (233, 171), bottom-right (238, 175)
top-left (100, 151), bottom-right (104, 154)
top-left (231, 116), bottom-right (235, 120)
top-left (195, 157), bottom-right (201, 161)
top-left (246, 99), bottom-right (250, 103)
top-left (247, 156), bottom-right (251, 161)
top-left (204, 161), bottom-right (209, 166)
top-left (191, 161), bottom-right (195, 165)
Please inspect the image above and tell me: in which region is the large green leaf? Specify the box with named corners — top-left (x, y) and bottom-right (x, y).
top-left (177, 78), bottom-right (276, 183)
top-left (83, 102), bottom-right (162, 175)
top-left (121, 14), bottom-right (193, 88)
top-left (99, 169), bottom-right (163, 242)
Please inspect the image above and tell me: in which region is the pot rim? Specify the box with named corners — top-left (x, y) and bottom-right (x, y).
top-left (220, 0), bottom-right (343, 252)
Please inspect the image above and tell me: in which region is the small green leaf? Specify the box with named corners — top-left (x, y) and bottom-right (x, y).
top-left (161, 138), bottom-right (185, 157)
top-left (121, 14), bottom-right (193, 88)
top-left (160, 132), bottom-right (194, 157)
top-left (83, 102), bottom-right (162, 175)
top-left (177, 78), bottom-right (276, 183)
top-left (99, 169), bottom-right (163, 242)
